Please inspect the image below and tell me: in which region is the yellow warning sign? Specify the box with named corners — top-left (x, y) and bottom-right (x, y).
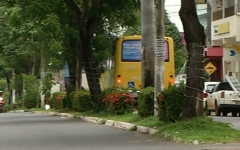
top-left (204, 62), bottom-right (217, 75)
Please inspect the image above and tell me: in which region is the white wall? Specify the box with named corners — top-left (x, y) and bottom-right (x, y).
top-left (223, 47), bottom-right (240, 80)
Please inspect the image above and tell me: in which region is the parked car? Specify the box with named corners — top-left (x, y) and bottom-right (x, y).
top-left (203, 82), bottom-right (219, 109)
top-left (205, 81), bottom-right (240, 116)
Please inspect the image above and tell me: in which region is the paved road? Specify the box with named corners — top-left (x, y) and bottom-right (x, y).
top-left (211, 116), bottom-right (240, 130)
top-left (1, 112), bottom-right (240, 150)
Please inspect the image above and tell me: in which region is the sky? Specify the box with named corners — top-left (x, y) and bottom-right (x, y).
top-left (165, 1), bottom-right (207, 32)
top-left (165, 1), bottom-right (183, 32)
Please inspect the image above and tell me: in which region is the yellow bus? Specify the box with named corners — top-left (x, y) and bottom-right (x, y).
top-left (114, 35), bottom-right (175, 89)
top-left (100, 35), bottom-right (175, 89)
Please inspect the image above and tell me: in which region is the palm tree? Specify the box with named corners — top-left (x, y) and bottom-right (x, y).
top-left (141, 0), bottom-right (155, 88)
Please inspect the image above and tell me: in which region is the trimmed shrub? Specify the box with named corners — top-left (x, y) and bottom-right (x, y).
top-left (50, 92), bottom-right (66, 110)
top-left (158, 83), bottom-right (184, 122)
top-left (102, 90), bottom-right (135, 115)
top-left (137, 87), bottom-right (154, 118)
top-left (70, 90), bottom-right (92, 112)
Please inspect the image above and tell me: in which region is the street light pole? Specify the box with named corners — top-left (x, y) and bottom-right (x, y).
top-left (154, 0), bottom-right (165, 115)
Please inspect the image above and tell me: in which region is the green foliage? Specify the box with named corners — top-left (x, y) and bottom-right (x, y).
top-left (165, 12), bottom-right (187, 74)
top-left (70, 90), bottom-right (92, 112)
top-left (0, 79), bottom-right (7, 91)
top-left (50, 92), bottom-right (66, 110)
top-left (23, 74), bottom-right (40, 109)
top-left (14, 74), bottom-right (23, 99)
top-left (42, 71), bottom-right (54, 98)
top-left (158, 83), bottom-right (185, 122)
top-left (63, 85), bottom-right (76, 109)
top-left (137, 87), bottom-right (154, 118)
top-left (4, 101), bottom-right (23, 112)
top-left (102, 90), bottom-right (135, 115)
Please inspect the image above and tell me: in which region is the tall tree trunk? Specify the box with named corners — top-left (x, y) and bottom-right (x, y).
top-left (31, 35), bottom-right (36, 75)
top-left (141, 0), bottom-right (155, 88)
top-left (64, 0), bottom-right (102, 111)
top-left (6, 76), bottom-right (10, 105)
top-left (82, 36), bottom-right (102, 111)
top-left (179, 0), bottom-right (206, 118)
top-left (75, 45), bottom-right (81, 89)
top-left (40, 47), bottom-right (45, 108)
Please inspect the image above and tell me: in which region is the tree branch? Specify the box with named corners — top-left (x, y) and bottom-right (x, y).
top-left (63, 0), bottom-right (81, 19)
top-left (86, 0), bottom-right (102, 36)
top-left (63, 0), bottom-right (86, 36)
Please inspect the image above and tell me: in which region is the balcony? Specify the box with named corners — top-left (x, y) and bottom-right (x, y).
top-left (211, 4), bottom-right (240, 46)
top-left (213, 4), bottom-right (240, 21)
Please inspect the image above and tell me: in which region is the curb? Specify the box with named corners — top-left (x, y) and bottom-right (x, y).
top-left (77, 115), bottom-right (158, 135)
top-left (32, 111), bottom-right (158, 135)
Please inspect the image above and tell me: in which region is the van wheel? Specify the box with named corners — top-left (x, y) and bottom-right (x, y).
top-left (215, 102), bottom-right (221, 116)
top-left (222, 112), bottom-right (227, 116)
top-left (232, 112), bottom-right (237, 117)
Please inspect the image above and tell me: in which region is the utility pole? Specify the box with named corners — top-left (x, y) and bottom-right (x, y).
top-left (154, 0), bottom-right (165, 115)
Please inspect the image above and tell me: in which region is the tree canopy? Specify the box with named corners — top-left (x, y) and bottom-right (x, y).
top-left (0, 1), bottom-right (187, 110)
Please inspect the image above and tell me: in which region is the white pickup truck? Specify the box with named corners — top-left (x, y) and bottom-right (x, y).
top-left (206, 81), bottom-right (240, 116)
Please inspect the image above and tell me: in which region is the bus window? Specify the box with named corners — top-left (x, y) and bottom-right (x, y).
top-left (122, 40), bottom-right (141, 61)
top-left (165, 41), bottom-right (169, 62)
top-left (122, 40), bottom-right (169, 62)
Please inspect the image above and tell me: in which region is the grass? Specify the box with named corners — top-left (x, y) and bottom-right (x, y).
top-left (77, 111), bottom-right (240, 144)
top-left (155, 116), bottom-right (240, 143)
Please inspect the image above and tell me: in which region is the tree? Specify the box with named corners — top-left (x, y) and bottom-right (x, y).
top-left (63, 0), bottom-right (140, 111)
top-left (179, 0), bottom-right (206, 118)
top-left (141, 0), bottom-right (155, 88)
top-left (0, 1), bottom-right (66, 106)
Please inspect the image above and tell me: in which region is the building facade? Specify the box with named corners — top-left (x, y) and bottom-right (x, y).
top-left (211, 0), bottom-right (240, 81)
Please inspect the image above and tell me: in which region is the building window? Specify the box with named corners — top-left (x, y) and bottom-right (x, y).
top-left (214, 26), bottom-right (218, 34)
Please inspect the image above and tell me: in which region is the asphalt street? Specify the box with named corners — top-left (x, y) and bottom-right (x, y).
top-left (1, 112), bottom-right (240, 150)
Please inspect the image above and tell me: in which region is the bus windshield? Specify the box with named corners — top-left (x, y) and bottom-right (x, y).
top-left (121, 40), bottom-right (169, 62)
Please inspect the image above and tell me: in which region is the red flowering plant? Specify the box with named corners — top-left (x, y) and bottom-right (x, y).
top-left (102, 91), bottom-right (136, 115)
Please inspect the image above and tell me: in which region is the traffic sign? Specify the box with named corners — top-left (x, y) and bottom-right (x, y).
top-left (204, 62), bottom-right (217, 75)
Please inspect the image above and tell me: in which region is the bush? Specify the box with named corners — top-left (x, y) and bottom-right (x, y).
top-left (137, 87), bottom-right (154, 118)
top-left (158, 83), bottom-right (184, 122)
top-left (3, 101), bottom-right (23, 112)
top-left (50, 92), bottom-right (66, 110)
top-left (23, 74), bottom-right (40, 109)
top-left (102, 91), bottom-right (135, 115)
top-left (70, 90), bottom-right (92, 112)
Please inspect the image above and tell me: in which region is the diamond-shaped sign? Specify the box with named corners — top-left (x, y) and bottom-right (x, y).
top-left (204, 62), bottom-right (217, 75)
